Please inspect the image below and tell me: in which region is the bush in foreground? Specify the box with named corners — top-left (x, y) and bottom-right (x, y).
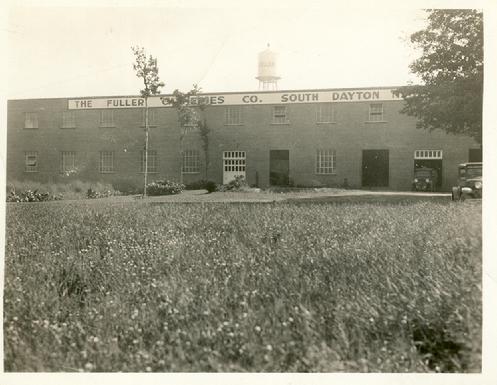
top-left (218, 175), bottom-right (248, 192)
top-left (146, 180), bottom-right (185, 196)
top-left (7, 189), bottom-right (63, 202)
top-left (6, 180), bottom-right (118, 201)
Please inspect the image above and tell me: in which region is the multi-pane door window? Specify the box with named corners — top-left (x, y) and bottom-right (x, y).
top-left (100, 151), bottom-right (114, 173)
top-left (60, 151), bottom-right (76, 173)
top-left (141, 150), bottom-right (158, 173)
top-left (100, 110), bottom-right (115, 127)
top-left (272, 106), bottom-right (289, 124)
top-left (182, 150), bottom-right (200, 174)
top-left (316, 149), bottom-right (336, 174)
top-left (223, 151), bottom-right (246, 172)
top-left (62, 111), bottom-right (76, 128)
top-left (414, 150), bottom-right (443, 159)
top-left (368, 103), bottom-right (384, 122)
top-left (316, 104), bottom-right (335, 123)
top-left (25, 151), bottom-right (38, 172)
top-left (24, 112), bottom-right (38, 129)
top-left (142, 109), bottom-right (158, 126)
top-left (225, 107), bottom-right (243, 125)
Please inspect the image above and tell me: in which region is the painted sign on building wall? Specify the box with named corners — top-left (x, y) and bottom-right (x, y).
top-left (68, 88), bottom-right (402, 109)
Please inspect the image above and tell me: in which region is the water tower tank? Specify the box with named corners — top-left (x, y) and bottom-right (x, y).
top-left (256, 44), bottom-right (280, 90)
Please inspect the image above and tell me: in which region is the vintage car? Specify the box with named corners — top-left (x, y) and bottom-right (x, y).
top-left (451, 162), bottom-right (482, 201)
top-left (412, 167), bottom-right (438, 192)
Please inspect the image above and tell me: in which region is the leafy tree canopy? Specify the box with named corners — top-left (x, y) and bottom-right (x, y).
top-left (395, 9), bottom-right (483, 144)
top-left (131, 46), bottom-right (165, 99)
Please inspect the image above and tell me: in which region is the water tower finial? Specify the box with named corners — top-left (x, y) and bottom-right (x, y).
top-left (256, 44), bottom-right (280, 90)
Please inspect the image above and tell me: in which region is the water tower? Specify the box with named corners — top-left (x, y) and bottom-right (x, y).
top-left (256, 44), bottom-right (280, 90)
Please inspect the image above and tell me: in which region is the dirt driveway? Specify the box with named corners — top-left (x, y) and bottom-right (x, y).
top-left (90, 188), bottom-right (452, 204)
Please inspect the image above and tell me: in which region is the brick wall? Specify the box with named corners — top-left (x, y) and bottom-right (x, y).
top-left (7, 92), bottom-right (479, 191)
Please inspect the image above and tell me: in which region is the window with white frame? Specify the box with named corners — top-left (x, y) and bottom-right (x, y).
top-left (272, 106), bottom-right (289, 124)
top-left (24, 112), bottom-right (38, 129)
top-left (141, 150), bottom-right (158, 173)
top-left (60, 151), bottom-right (76, 173)
top-left (100, 110), bottom-right (115, 127)
top-left (225, 107), bottom-right (243, 125)
top-left (182, 150), bottom-right (200, 174)
top-left (368, 103), bottom-right (384, 122)
top-left (100, 151), bottom-right (114, 173)
top-left (61, 111), bottom-right (76, 128)
top-left (316, 104), bottom-right (335, 123)
top-left (316, 149), bottom-right (336, 174)
top-left (142, 109), bottom-right (158, 126)
top-left (25, 151), bottom-right (38, 172)
top-left (414, 150), bottom-right (443, 159)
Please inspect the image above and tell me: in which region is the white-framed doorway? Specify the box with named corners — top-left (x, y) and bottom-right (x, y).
top-left (223, 151), bottom-right (246, 184)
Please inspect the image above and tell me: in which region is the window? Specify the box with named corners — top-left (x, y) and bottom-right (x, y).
top-left (272, 106), bottom-right (289, 124)
top-left (225, 107), bottom-right (243, 125)
top-left (182, 150), bottom-right (200, 174)
top-left (316, 104), bottom-right (335, 123)
top-left (141, 150), bottom-right (158, 173)
top-left (61, 111), bottom-right (76, 128)
top-left (368, 103), bottom-right (384, 122)
top-left (25, 151), bottom-right (38, 172)
top-left (316, 149), bottom-right (336, 174)
top-left (24, 112), bottom-right (38, 129)
top-left (142, 109), bottom-right (158, 126)
top-left (414, 150), bottom-right (443, 159)
top-left (60, 151), bottom-right (76, 173)
top-left (223, 151), bottom-right (246, 172)
top-left (100, 110), bottom-right (115, 127)
top-left (100, 151), bottom-right (114, 173)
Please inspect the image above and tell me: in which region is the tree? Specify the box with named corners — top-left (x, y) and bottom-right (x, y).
top-left (395, 9), bottom-right (483, 144)
top-left (168, 85), bottom-right (208, 183)
top-left (131, 46), bottom-right (165, 197)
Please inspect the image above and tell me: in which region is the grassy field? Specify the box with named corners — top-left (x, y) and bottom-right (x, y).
top-left (3, 199), bottom-right (481, 372)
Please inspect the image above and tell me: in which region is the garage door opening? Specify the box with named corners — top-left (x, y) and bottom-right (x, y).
top-left (362, 150), bottom-right (389, 188)
top-left (414, 150), bottom-right (442, 189)
top-left (270, 150), bottom-right (290, 186)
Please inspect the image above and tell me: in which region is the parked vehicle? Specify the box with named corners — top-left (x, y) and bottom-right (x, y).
top-left (451, 162), bottom-right (482, 201)
top-left (412, 167), bottom-right (438, 192)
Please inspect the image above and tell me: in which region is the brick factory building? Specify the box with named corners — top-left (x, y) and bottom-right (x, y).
top-left (6, 86), bottom-right (481, 191)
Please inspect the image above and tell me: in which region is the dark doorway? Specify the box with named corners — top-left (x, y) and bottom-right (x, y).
top-left (414, 159), bottom-right (443, 189)
top-left (270, 150), bottom-right (289, 186)
top-left (362, 150), bottom-right (389, 187)
top-left (469, 148), bottom-right (482, 162)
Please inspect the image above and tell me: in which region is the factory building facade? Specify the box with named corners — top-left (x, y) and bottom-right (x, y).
top-left (6, 86), bottom-right (481, 191)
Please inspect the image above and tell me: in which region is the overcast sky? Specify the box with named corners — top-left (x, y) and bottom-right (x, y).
top-left (4, 3), bottom-right (431, 99)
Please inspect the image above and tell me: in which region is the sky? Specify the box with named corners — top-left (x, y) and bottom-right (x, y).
top-left (4, 2), bottom-right (429, 99)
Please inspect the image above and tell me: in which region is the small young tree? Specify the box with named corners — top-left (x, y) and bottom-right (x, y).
top-left (170, 85), bottom-right (208, 183)
top-left (198, 117), bottom-right (210, 178)
top-left (131, 46), bottom-right (165, 197)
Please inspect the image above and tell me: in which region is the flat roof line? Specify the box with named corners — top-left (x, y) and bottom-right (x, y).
top-left (8, 85), bottom-right (410, 102)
